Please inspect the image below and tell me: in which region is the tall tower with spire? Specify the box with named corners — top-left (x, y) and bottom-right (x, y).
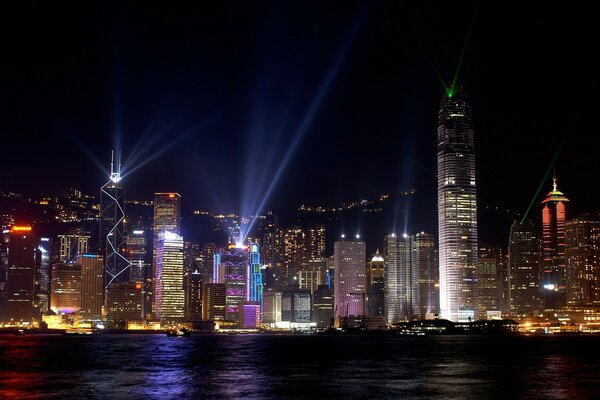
top-left (437, 87), bottom-right (479, 322)
top-left (541, 175), bottom-right (569, 308)
top-left (100, 151), bottom-right (131, 291)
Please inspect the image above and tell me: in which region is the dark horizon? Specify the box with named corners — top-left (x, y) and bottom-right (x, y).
top-left (2, 1), bottom-right (599, 248)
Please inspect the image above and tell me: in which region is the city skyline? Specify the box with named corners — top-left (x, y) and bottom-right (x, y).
top-left (1, 2), bottom-right (599, 250)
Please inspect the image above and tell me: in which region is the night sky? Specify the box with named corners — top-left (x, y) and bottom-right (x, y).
top-left (1, 1), bottom-right (598, 246)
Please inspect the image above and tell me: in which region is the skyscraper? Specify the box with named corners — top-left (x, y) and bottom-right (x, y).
top-left (185, 270), bottom-right (203, 320)
top-left (307, 224), bottom-right (326, 259)
top-left (77, 254), bottom-right (104, 320)
top-left (126, 228), bottom-right (148, 283)
top-left (214, 246), bottom-right (248, 322)
top-left (384, 233), bottom-right (412, 323)
top-left (334, 238), bottom-right (366, 324)
top-left (541, 177), bottom-right (569, 308)
top-left (414, 232), bottom-right (438, 318)
top-left (50, 262), bottom-right (82, 315)
top-left (100, 151), bottom-right (131, 287)
top-left (508, 220), bottom-right (541, 315)
top-left (437, 87), bottom-right (479, 322)
top-left (283, 226), bottom-right (308, 286)
top-left (366, 250), bottom-right (385, 318)
top-left (565, 213), bottom-right (600, 306)
top-left (34, 237), bottom-right (52, 318)
top-left (4, 226), bottom-right (36, 323)
top-left (151, 192), bottom-right (181, 315)
top-left (154, 231), bottom-right (185, 321)
top-left (248, 242), bottom-right (263, 302)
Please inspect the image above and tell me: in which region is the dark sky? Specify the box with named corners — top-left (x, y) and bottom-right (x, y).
top-left (1, 1), bottom-right (599, 246)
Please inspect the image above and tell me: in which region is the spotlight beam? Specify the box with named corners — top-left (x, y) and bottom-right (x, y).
top-left (239, 8), bottom-right (369, 242)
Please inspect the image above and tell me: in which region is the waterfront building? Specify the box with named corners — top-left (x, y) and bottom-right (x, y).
top-left (437, 87), bottom-right (479, 322)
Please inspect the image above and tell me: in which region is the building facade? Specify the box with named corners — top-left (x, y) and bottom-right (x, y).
top-left (334, 238), bottom-right (366, 324)
top-left (154, 231), bottom-right (185, 321)
top-left (437, 87), bottom-right (479, 322)
top-left (541, 178), bottom-right (569, 309)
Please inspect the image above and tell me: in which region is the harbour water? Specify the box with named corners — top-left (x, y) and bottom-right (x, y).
top-left (1, 334), bottom-right (599, 399)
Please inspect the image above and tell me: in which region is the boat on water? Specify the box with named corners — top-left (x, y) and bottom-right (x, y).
top-left (165, 327), bottom-right (190, 337)
top-left (63, 328), bottom-right (97, 335)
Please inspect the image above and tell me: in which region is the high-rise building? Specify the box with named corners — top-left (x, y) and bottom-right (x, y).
top-left (384, 233), bottom-right (421, 322)
top-left (185, 270), bottom-right (203, 321)
top-left (414, 232), bottom-right (438, 318)
top-left (366, 250), bottom-right (385, 318)
top-left (126, 229), bottom-right (148, 283)
top-left (260, 212), bottom-right (284, 269)
top-left (238, 301), bottom-right (261, 328)
top-left (248, 242), bottom-right (263, 302)
top-left (262, 290), bottom-right (282, 323)
top-left (76, 254), bottom-right (104, 320)
top-left (202, 282), bottom-right (226, 321)
top-left (307, 224), bottom-right (326, 259)
top-left (214, 246), bottom-right (248, 322)
top-left (508, 220), bottom-right (541, 315)
top-left (50, 262), bottom-right (82, 315)
top-left (282, 289), bottom-right (312, 323)
top-left (4, 226), bottom-right (36, 323)
top-left (151, 192), bottom-right (181, 315)
top-left (100, 151), bottom-right (131, 287)
top-left (312, 284), bottom-right (334, 327)
top-left (106, 282), bottom-right (143, 322)
top-left (299, 258), bottom-right (327, 294)
top-left (541, 177), bottom-right (569, 308)
top-left (58, 233), bottom-right (90, 262)
top-left (437, 87), bottom-right (479, 322)
top-left (565, 213), bottom-right (600, 306)
top-left (155, 231), bottom-right (185, 321)
top-left (334, 238), bottom-right (366, 324)
top-left (283, 226), bottom-right (308, 286)
top-left (34, 237), bottom-right (52, 318)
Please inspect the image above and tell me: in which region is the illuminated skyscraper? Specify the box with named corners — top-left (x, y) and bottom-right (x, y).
top-left (334, 238), bottom-right (366, 324)
top-left (307, 224), bottom-right (326, 259)
top-left (50, 262), bottom-right (82, 315)
top-left (414, 232), bottom-right (438, 318)
top-left (565, 213), bottom-right (600, 306)
top-left (283, 226), bottom-right (308, 286)
top-left (77, 254), bottom-right (104, 320)
top-left (214, 246), bottom-right (248, 322)
top-left (34, 237), bottom-right (52, 317)
top-left (437, 88), bottom-right (479, 322)
top-left (155, 231), bottom-right (185, 321)
top-left (384, 234), bottom-right (416, 323)
top-left (541, 177), bottom-right (569, 308)
top-left (100, 151), bottom-right (131, 287)
top-left (477, 246), bottom-right (501, 319)
top-left (106, 282), bottom-right (143, 322)
top-left (202, 282), bottom-right (226, 321)
top-left (508, 220), bottom-right (541, 315)
top-left (366, 250), bottom-right (385, 318)
top-left (248, 242), bottom-right (263, 302)
top-left (153, 193), bottom-right (182, 239)
top-left (185, 270), bottom-right (203, 320)
top-left (126, 228), bottom-right (148, 283)
top-left (4, 226), bottom-right (36, 323)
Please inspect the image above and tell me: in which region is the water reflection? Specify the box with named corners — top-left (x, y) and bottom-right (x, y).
top-left (1, 335), bottom-right (600, 399)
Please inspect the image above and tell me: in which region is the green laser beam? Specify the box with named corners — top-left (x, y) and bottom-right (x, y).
top-left (426, 56), bottom-right (449, 94)
top-left (449, 1), bottom-right (480, 97)
top-left (519, 124), bottom-right (572, 224)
